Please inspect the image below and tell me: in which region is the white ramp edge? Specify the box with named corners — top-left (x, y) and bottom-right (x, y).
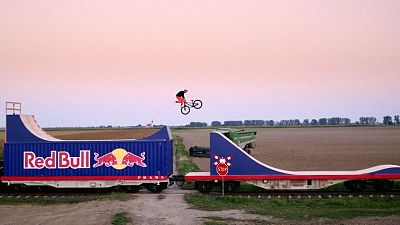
top-left (20, 115), bottom-right (60, 141)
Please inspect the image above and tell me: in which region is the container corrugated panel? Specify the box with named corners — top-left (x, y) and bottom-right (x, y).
top-left (4, 139), bottom-right (173, 178)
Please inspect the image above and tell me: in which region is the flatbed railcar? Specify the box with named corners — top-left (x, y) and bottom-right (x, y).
top-left (182, 131), bottom-right (400, 192)
top-left (1, 103), bottom-right (173, 193)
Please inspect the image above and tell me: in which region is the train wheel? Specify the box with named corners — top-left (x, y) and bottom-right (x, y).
top-left (125, 185), bottom-right (142, 193)
top-left (224, 181), bottom-right (240, 192)
top-left (146, 183), bottom-right (168, 193)
top-left (13, 184), bottom-right (29, 192)
top-left (195, 181), bottom-right (213, 193)
top-left (373, 180), bottom-right (394, 191)
top-left (344, 180), bottom-right (366, 191)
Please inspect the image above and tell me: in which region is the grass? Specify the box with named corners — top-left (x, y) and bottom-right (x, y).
top-left (185, 194), bottom-right (400, 220)
top-left (203, 216), bottom-right (266, 225)
top-left (174, 136), bottom-right (189, 158)
top-left (112, 212), bottom-right (133, 225)
top-left (174, 136), bottom-right (200, 175)
top-left (0, 191), bottom-right (130, 206)
top-left (176, 160), bottom-right (201, 175)
top-left (204, 221), bottom-right (228, 225)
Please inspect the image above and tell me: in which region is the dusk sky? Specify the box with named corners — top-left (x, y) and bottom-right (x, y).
top-left (1, 0), bottom-right (399, 127)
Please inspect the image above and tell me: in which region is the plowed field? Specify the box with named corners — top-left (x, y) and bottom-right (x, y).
top-left (173, 127), bottom-right (400, 171)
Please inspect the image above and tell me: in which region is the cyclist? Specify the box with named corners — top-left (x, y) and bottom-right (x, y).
top-left (176, 89), bottom-right (188, 106)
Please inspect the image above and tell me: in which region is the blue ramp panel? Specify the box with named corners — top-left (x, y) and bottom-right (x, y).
top-left (209, 131), bottom-right (400, 177)
top-left (6, 115), bottom-right (45, 143)
top-left (210, 131), bottom-right (290, 176)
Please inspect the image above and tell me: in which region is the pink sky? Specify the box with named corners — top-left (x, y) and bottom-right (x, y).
top-left (1, 0), bottom-right (399, 127)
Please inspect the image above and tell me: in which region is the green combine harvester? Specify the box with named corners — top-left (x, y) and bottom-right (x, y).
top-left (189, 128), bottom-right (257, 157)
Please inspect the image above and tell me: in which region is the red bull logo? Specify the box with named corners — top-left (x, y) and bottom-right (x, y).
top-left (93, 148), bottom-right (147, 170)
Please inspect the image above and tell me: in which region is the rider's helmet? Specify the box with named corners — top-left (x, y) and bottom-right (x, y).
top-left (184, 89), bottom-right (188, 93)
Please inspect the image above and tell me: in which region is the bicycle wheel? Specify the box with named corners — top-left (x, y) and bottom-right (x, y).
top-left (193, 100), bottom-right (203, 109)
top-left (181, 105), bottom-right (190, 115)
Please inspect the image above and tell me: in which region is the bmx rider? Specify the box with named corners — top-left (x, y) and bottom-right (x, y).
top-left (176, 89), bottom-right (188, 106)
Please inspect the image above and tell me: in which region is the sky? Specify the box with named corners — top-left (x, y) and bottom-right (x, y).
top-left (1, 0), bottom-right (399, 127)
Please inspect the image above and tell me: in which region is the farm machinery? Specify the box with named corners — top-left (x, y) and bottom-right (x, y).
top-left (189, 128), bottom-right (257, 157)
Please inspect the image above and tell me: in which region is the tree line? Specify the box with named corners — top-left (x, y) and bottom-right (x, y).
top-left (186, 115), bottom-right (400, 127)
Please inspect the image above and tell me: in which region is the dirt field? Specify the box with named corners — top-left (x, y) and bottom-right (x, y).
top-left (47, 128), bottom-right (159, 140)
top-left (173, 126), bottom-right (400, 171)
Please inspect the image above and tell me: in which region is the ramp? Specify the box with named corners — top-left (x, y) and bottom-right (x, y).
top-left (6, 114), bottom-right (170, 143)
top-left (209, 131), bottom-right (400, 178)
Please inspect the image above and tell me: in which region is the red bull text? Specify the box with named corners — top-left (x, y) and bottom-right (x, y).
top-left (23, 148), bottom-right (147, 170)
top-left (24, 151), bottom-right (90, 169)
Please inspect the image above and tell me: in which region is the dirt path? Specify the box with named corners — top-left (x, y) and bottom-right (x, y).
top-left (0, 191), bottom-right (276, 225)
top-left (0, 199), bottom-right (122, 225)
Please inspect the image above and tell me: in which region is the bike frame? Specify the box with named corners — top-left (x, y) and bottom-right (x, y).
top-left (184, 100), bottom-right (196, 108)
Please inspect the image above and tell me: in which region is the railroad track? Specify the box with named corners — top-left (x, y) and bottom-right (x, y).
top-left (208, 190), bottom-right (400, 199)
top-left (1, 185), bottom-right (399, 200)
top-left (0, 193), bottom-right (98, 200)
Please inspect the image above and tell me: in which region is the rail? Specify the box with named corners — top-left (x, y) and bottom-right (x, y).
top-left (5, 101), bottom-right (21, 115)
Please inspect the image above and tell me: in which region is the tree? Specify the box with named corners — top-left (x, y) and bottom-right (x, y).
top-left (189, 122), bottom-right (207, 127)
top-left (244, 120), bottom-right (266, 126)
top-left (319, 118), bottom-right (327, 126)
top-left (383, 116), bottom-right (393, 125)
top-left (224, 121), bottom-right (243, 126)
top-left (265, 120), bottom-right (274, 126)
top-left (310, 119), bottom-right (318, 125)
top-left (211, 121), bottom-right (222, 126)
top-left (303, 119), bottom-right (309, 125)
top-left (394, 115), bottom-right (400, 125)
top-left (359, 117), bottom-right (376, 125)
top-left (328, 117), bottom-right (340, 125)
top-left (341, 118), bottom-right (351, 125)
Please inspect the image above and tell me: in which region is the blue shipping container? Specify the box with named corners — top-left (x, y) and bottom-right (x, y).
top-left (3, 115), bottom-right (173, 180)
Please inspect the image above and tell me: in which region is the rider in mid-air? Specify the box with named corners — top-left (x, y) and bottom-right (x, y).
top-left (176, 89), bottom-right (188, 106)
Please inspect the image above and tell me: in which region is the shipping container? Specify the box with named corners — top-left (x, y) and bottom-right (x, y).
top-left (2, 114), bottom-right (173, 190)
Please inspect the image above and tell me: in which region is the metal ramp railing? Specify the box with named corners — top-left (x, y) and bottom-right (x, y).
top-left (6, 101), bottom-right (21, 115)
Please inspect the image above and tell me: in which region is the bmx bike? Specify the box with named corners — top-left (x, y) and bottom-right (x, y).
top-left (180, 99), bottom-right (203, 115)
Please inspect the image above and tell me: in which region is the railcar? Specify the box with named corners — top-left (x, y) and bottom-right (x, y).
top-left (1, 103), bottom-right (173, 193)
top-left (183, 131), bottom-right (400, 192)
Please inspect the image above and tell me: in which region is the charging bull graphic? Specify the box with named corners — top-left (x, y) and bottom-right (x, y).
top-left (93, 148), bottom-right (147, 170)
top-left (93, 152), bottom-right (118, 168)
top-left (122, 152), bottom-right (147, 167)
